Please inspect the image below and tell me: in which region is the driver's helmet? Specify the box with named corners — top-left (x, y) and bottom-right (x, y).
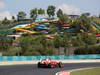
top-left (40, 59), bottom-right (46, 62)
top-left (46, 58), bottom-right (52, 61)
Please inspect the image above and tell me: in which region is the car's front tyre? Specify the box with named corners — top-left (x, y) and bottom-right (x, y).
top-left (48, 63), bottom-right (54, 68)
top-left (58, 62), bottom-right (63, 68)
top-left (48, 63), bottom-right (52, 68)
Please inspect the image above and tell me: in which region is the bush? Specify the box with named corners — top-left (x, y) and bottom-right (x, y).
top-left (19, 35), bottom-right (56, 56)
top-left (74, 45), bottom-right (100, 54)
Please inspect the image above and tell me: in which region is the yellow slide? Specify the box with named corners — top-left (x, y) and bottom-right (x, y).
top-left (21, 22), bottom-right (39, 29)
top-left (16, 28), bottom-right (37, 34)
top-left (92, 26), bottom-right (100, 32)
top-left (15, 19), bottom-right (59, 34)
top-left (15, 22), bottom-right (39, 34)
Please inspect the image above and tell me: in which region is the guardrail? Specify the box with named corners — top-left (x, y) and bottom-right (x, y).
top-left (0, 54), bottom-right (100, 61)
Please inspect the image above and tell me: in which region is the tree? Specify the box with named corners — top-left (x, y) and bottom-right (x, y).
top-left (11, 16), bottom-right (16, 23)
top-left (59, 14), bottom-right (69, 24)
top-left (30, 8), bottom-right (38, 20)
top-left (81, 33), bottom-right (97, 45)
top-left (2, 17), bottom-right (10, 25)
top-left (38, 8), bottom-right (45, 16)
top-left (3, 46), bottom-right (22, 56)
top-left (12, 16), bottom-right (15, 20)
top-left (49, 27), bottom-right (58, 33)
top-left (17, 11), bottom-right (26, 20)
top-left (62, 33), bottom-right (71, 55)
top-left (57, 9), bottom-right (63, 18)
top-left (74, 45), bottom-right (100, 55)
top-left (53, 35), bottom-right (62, 55)
top-left (82, 13), bottom-right (90, 17)
top-left (0, 37), bottom-right (13, 52)
top-left (71, 34), bottom-right (86, 47)
top-left (19, 35), bottom-right (56, 56)
top-left (99, 14), bottom-right (100, 18)
top-left (72, 14), bottom-right (92, 32)
top-left (47, 5), bottom-right (56, 18)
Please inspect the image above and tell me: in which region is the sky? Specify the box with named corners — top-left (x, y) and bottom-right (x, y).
top-left (0, 0), bottom-right (100, 20)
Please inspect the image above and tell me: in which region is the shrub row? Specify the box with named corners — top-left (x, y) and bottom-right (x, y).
top-left (74, 45), bottom-right (100, 54)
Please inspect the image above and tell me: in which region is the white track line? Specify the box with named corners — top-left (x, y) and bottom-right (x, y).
top-left (55, 67), bottom-right (100, 75)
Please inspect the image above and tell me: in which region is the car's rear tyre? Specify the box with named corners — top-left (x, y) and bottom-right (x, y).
top-left (38, 62), bottom-right (41, 68)
top-left (58, 62), bottom-right (63, 68)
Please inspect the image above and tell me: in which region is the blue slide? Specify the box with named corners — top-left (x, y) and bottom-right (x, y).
top-left (58, 27), bottom-right (76, 33)
top-left (91, 22), bottom-right (100, 30)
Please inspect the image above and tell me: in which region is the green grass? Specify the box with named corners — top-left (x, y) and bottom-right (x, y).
top-left (71, 67), bottom-right (100, 75)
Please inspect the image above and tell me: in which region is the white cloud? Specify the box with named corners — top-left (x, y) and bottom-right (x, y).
top-left (0, 0), bottom-right (5, 8)
top-left (57, 4), bottom-right (81, 15)
top-left (0, 0), bottom-right (15, 20)
top-left (0, 11), bottom-right (12, 20)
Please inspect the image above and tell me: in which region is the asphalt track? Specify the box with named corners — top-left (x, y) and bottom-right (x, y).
top-left (0, 63), bottom-right (100, 75)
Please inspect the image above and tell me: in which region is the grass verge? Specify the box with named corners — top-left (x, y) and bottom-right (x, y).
top-left (71, 67), bottom-right (100, 75)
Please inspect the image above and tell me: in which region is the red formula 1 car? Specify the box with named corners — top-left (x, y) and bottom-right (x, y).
top-left (37, 58), bottom-right (64, 68)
